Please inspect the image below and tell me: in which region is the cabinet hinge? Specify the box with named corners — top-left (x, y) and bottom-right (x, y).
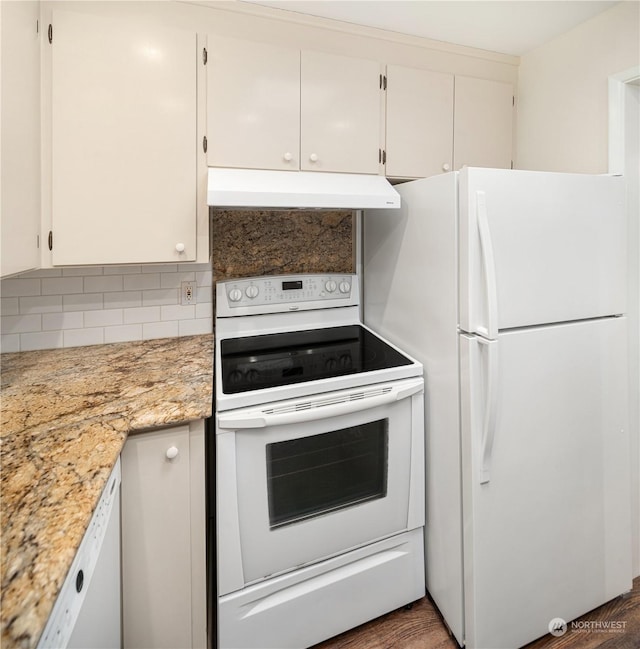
top-left (203, 48), bottom-right (208, 65)
top-left (379, 74), bottom-right (387, 90)
top-left (382, 149), bottom-right (387, 164)
top-left (48, 24), bottom-right (52, 44)
top-left (379, 74), bottom-right (382, 89)
top-left (203, 136), bottom-right (208, 153)
top-left (48, 231), bottom-right (53, 251)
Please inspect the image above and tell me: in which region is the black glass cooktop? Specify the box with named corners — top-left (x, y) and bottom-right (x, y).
top-left (220, 325), bottom-right (414, 394)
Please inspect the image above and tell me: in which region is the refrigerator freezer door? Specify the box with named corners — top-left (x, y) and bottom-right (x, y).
top-left (459, 317), bottom-right (631, 649)
top-left (459, 168), bottom-right (626, 336)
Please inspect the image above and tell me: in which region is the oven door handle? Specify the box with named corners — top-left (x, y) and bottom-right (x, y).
top-left (217, 378), bottom-right (424, 429)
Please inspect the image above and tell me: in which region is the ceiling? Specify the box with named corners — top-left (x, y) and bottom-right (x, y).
top-left (238, 0), bottom-right (618, 56)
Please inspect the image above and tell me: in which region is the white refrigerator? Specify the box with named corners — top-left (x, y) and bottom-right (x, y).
top-left (363, 167), bottom-right (632, 649)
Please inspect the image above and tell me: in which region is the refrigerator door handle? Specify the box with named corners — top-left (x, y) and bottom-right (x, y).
top-left (476, 191), bottom-right (498, 340)
top-left (477, 337), bottom-right (499, 484)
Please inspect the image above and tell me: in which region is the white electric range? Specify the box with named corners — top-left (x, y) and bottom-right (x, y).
top-left (213, 273), bottom-right (426, 649)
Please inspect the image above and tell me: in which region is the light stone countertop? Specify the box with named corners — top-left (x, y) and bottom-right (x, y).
top-left (0, 334), bottom-right (213, 649)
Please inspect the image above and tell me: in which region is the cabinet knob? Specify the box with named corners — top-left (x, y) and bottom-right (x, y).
top-left (175, 243), bottom-right (185, 253)
top-left (309, 153), bottom-right (319, 163)
top-left (166, 446), bottom-right (179, 460)
top-left (283, 152), bottom-right (293, 162)
top-left (442, 163), bottom-right (451, 172)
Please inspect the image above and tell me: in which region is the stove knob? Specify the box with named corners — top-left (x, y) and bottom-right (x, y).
top-left (229, 370), bottom-right (243, 384)
top-left (246, 370), bottom-right (259, 383)
top-left (228, 288), bottom-right (242, 302)
top-left (339, 281), bottom-right (351, 294)
top-left (245, 285), bottom-right (259, 299)
top-left (325, 280), bottom-right (337, 293)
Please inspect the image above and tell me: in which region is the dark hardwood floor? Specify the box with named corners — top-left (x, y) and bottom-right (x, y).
top-left (312, 578), bottom-right (640, 649)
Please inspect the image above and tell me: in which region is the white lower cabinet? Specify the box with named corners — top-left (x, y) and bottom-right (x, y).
top-left (121, 420), bottom-right (206, 649)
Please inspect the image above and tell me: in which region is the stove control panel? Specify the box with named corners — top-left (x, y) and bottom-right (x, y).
top-left (217, 274), bottom-right (358, 315)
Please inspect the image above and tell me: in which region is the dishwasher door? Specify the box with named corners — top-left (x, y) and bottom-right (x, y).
top-left (68, 488), bottom-right (121, 648)
top-left (38, 459), bottom-right (122, 649)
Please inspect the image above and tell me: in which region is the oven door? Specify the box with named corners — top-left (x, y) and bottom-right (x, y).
top-left (216, 377), bottom-right (424, 596)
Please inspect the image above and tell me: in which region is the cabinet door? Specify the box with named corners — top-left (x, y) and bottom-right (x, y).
top-left (121, 423), bottom-right (205, 649)
top-left (208, 37), bottom-right (300, 171)
top-left (301, 50), bottom-right (381, 174)
top-left (1, 1), bottom-right (40, 278)
top-left (385, 65), bottom-right (454, 179)
top-left (453, 76), bottom-right (514, 170)
top-left (51, 10), bottom-right (197, 265)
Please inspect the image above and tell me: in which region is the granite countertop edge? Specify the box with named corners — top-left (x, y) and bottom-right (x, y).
top-left (0, 334), bottom-right (213, 649)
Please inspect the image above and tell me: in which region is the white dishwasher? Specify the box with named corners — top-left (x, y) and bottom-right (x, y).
top-left (38, 458), bottom-right (122, 649)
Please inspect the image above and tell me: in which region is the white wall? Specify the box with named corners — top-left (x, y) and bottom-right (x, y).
top-left (516, 1), bottom-right (640, 173)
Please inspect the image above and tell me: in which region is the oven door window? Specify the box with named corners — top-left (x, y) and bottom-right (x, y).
top-left (231, 393), bottom-right (416, 586)
top-left (266, 420), bottom-right (388, 529)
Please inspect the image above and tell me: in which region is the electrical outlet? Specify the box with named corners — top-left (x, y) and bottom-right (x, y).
top-left (181, 281), bottom-right (196, 306)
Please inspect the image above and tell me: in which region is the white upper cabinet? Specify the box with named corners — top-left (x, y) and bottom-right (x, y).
top-left (383, 68), bottom-right (513, 179)
top-left (207, 37), bottom-right (382, 174)
top-left (205, 37), bottom-right (514, 180)
top-left (384, 64), bottom-right (454, 179)
top-left (453, 75), bottom-right (514, 171)
top-left (50, 10), bottom-right (198, 266)
top-left (1, 0), bottom-right (40, 278)
top-left (300, 50), bottom-right (381, 174)
top-left (207, 37), bottom-right (300, 171)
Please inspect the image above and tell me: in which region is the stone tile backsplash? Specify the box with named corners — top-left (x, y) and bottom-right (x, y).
top-left (211, 210), bottom-right (355, 282)
top-left (0, 264), bottom-right (212, 352)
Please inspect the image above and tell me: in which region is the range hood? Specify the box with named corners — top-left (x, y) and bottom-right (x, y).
top-left (207, 168), bottom-right (400, 209)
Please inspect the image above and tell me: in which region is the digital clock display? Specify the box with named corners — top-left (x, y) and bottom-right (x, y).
top-left (282, 281), bottom-right (303, 291)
